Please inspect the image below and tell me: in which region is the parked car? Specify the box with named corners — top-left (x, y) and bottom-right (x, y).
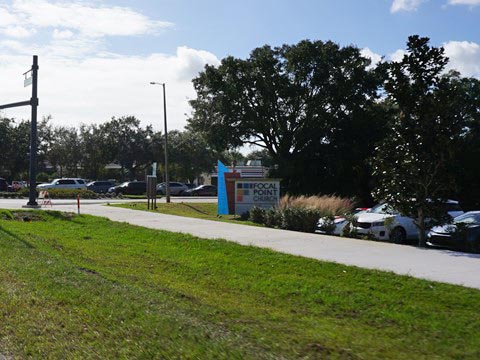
top-left (316, 208), bottom-right (370, 235)
top-left (183, 185), bottom-right (217, 196)
top-left (108, 181), bottom-right (146, 195)
top-left (352, 200), bottom-right (464, 244)
top-left (11, 180), bottom-right (27, 191)
top-left (427, 211), bottom-right (480, 253)
top-left (87, 180), bottom-right (115, 193)
top-left (156, 182), bottom-right (189, 195)
top-left (0, 178), bottom-right (8, 192)
top-left (36, 178), bottom-right (87, 190)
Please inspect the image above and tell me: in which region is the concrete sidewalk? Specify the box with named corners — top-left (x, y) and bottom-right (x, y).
top-left (2, 200), bottom-right (480, 289)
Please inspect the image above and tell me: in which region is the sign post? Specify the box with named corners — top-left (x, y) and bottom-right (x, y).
top-left (146, 175), bottom-right (157, 210)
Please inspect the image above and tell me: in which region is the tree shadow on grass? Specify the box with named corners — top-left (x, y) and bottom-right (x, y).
top-left (0, 225), bottom-right (35, 249)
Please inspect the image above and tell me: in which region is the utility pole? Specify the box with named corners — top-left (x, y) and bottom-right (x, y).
top-left (0, 55), bottom-right (39, 208)
top-left (150, 81), bottom-right (170, 203)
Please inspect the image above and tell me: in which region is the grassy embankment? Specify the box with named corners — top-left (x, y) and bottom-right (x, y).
top-left (0, 210), bottom-right (479, 358)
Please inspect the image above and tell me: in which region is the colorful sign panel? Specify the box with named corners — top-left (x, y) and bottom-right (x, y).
top-left (234, 179), bottom-right (280, 215)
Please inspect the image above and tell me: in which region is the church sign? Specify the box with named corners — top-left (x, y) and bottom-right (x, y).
top-left (234, 179), bottom-right (281, 215)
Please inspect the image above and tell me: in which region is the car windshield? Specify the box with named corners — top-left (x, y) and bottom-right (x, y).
top-left (454, 213), bottom-right (480, 225)
top-left (368, 203), bottom-right (399, 215)
top-left (120, 182), bottom-right (129, 186)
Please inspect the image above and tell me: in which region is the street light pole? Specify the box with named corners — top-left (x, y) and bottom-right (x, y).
top-left (150, 82), bottom-right (170, 203)
top-left (27, 55), bottom-right (39, 206)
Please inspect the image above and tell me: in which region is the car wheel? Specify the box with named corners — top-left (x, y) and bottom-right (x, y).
top-left (193, 192), bottom-right (199, 197)
top-left (390, 227), bottom-right (407, 244)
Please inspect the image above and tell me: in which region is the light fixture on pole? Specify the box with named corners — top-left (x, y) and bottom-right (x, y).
top-left (150, 81), bottom-right (170, 203)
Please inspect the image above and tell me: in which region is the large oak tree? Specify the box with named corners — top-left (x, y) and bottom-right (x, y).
top-left (188, 40), bottom-right (386, 200)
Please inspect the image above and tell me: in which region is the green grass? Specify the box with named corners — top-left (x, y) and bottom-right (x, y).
top-left (112, 202), bottom-right (260, 226)
top-left (1, 210), bottom-right (480, 359)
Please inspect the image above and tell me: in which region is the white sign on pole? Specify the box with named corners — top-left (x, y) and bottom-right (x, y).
top-left (234, 179), bottom-right (280, 215)
top-left (152, 162), bottom-right (157, 176)
top-left (24, 76), bottom-right (32, 87)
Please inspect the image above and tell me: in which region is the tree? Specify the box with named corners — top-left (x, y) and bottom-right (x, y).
top-left (449, 76), bottom-right (480, 210)
top-left (100, 116), bottom-right (154, 180)
top-left (245, 149), bottom-right (274, 167)
top-left (188, 39), bottom-right (385, 200)
top-left (168, 130), bottom-right (215, 182)
top-left (371, 36), bottom-right (467, 247)
top-left (80, 124), bottom-right (109, 180)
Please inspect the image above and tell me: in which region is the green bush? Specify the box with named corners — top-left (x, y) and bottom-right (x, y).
top-left (36, 172), bottom-right (50, 182)
top-left (249, 205), bottom-right (323, 233)
top-left (318, 214), bottom-right (336, 234)
top-left (281, 207), bottom-right (322, 233)
top-left (17, 188), bottom-right (100, 199)
top-left (264, 208), bottom-right (282, 228)
top-left (249, 206), bottom-right (266, 224)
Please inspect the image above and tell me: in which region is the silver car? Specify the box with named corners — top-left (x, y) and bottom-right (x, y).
top-left (156, 182), bottom-right (189, 195)
top-left (37, 178), bottom-right (87, 190)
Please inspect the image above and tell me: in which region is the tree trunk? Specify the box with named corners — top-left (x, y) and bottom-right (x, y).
top-left (417, 207), bottom-right (427, 247)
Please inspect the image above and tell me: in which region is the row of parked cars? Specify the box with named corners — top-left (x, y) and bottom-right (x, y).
top-left (0, 178), bottom-right (28, 192)
top-left (317, 200), bottom-right (480, 253)
top-left (31, 178), bottom-right (217, 197)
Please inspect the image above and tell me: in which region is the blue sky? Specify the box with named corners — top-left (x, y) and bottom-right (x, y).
top-left (109, 0), bottom-right (480, 59)
top-left (0, 0), bottom-right (479, 131)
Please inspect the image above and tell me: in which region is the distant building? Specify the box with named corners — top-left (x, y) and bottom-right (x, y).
top-left (206, 161), bottom-right (269, 186)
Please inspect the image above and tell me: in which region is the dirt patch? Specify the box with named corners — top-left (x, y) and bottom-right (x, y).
top-left (12, 212), bottom-right (45, 222)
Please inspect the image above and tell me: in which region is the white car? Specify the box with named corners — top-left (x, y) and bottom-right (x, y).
top-left (37, 178), bottom-right (87, 190)
top-left (316, 208), bottom-right (370, 235)
top-left (352, 201), bottom-right (464, 244)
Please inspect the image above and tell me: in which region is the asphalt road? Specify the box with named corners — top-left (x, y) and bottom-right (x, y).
top-left (1, 198), bottom-right (480, 290)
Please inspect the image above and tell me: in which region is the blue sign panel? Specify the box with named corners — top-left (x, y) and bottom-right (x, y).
top-left (217, 160), bottom-right (229, 215)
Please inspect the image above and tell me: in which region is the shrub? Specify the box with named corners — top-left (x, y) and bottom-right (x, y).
top-left (278, 194), bottom-right (354, 216)
top-left (341, 214), bottom-right (359, 238)
top-left (318, 214), bottom-right (336, 234)
top-left (36, 172), bottom-right (50, 182)
top-left (264, 208), bottom-right (283, 228)
top-left (17, 188), bottom-right (100, 199)
top-left (249, 206), bottom-right (266, 224)
top-left (281, 207), bottom-right (322, 233)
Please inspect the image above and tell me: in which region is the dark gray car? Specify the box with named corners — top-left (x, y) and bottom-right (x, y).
top-left (87, 181), bottom-right (115, 193)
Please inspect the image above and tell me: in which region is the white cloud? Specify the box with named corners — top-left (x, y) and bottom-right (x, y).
top-left (1, 25), bottom-right (35, 38)
top-left (0, 7), bottom-right (19, 25)
top-left (175, 46), bottom-right (221, 80)
top-left (443, 41), bottom-right (480, 77)
top-left (52, 29), bottom-right (74, 40)
top-left (447, 0), bottom-right (480, 5)
top-left (0, 0), bottom-right (172, 37)
top-left (360, 48), bottom-right (382, 68)
top-left (389, 49), bottom-right (406, 62)
top-left (0, 1), bottom-right (215, 132)
top-left (0, 48), bottom-right (220, 131)
top-left (390, 0), bottom-right (424, 13)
